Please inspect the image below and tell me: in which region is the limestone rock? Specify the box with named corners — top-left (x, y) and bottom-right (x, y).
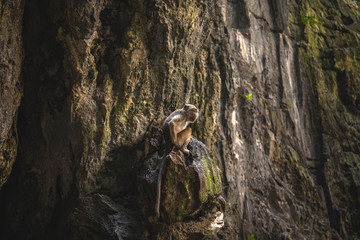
top-left (139, 138), bottom-right (223, 223)
top-left (0, 0), bottom-right (24, 189)
top-left (70, 194), bottom-right (144, 240)
top-left (0, 0), bottom-right (359, 239)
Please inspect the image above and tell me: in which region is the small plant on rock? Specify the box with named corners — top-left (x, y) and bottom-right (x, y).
top-left (301, 16), bottom-right (316, 27)
top-left (248, 234), bottom-right (255, 240)
top-left (245, 93), bottom-right (253, 101)
top-left (352, 8), bottom-right (359, 15)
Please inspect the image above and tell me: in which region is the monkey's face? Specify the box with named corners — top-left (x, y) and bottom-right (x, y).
top-left (183, 104), bottom-right (199, 123)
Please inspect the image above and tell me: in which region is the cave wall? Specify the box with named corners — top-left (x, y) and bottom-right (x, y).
top-left (0, 0), bottom-right (24, 189)
top-left (0, 0), bottom-right (359, 239)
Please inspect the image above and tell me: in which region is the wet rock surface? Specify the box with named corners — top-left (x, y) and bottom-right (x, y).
top-left (0, 0), bottom-right (359, 239)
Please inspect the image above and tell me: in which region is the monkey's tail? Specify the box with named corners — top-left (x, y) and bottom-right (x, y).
top-left (155, 144), bottom-right (176, 219)
top-left (155, 155), bottom-right (166, 219)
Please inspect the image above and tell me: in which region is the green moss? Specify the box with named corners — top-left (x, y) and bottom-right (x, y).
top-left (334, 52), bottom-right (360, 106)
top-left (293, 2), bottom-right (360, 236)
top-left (281, 145), bottom-right (315, 187)
top-left (292, 152), bottom-right (314, 186)
top-left (161, 148), bottom-right (222, 222)
top-left (296, 0), bottom-right (360, 117)
top-left (202, 156), bottom-right (222, 198)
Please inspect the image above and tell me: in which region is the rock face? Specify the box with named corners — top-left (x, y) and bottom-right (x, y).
top-left (0, 0), bottom-right (24, 189)
top-left (138, 138), bottom-right (222, 222)
top-left (70, 194), bottom-right (144, 240)
top-left (0, 0), bottom-right (359, 239)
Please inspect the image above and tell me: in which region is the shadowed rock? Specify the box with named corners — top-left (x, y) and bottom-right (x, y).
top-left (70, 194), bottom-right (144, 240)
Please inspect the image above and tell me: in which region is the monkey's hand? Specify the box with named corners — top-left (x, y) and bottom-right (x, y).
top-left (183, 149), bottom-right (194, 160)
top-left (183, 148), bottom-right (191, 155)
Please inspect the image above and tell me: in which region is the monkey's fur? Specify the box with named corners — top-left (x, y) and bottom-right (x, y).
top-left (155, 104), bottom-right (199, 219)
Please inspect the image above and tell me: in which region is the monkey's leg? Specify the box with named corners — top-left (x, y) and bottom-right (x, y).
top-left (169, 121), bottom-right (177, 144)
top-left (176, 127), bottom-right (192, 154)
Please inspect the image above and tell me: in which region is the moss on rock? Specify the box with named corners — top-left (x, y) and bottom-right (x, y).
top-left (290, 0), bottom-right (360, 236)
top-left (138, 138), bottom-right (223, 224)
top-left (160, 138), bottom-right (222, 222)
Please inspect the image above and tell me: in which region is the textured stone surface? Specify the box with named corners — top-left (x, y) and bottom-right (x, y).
top-left (0, 0), bottom-right (24, 189)
top-left (0, 0), bottom-right (359, 239)
top-left (138, 138), bottom-right (222, 224)
top-left (70, 193), bottom-right (144, 240)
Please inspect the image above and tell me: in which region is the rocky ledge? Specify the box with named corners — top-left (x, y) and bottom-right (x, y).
top-left (138, 138), bottom-right (224, 239)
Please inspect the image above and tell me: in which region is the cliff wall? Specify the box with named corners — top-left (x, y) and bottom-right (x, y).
top-left (0, 0), bottom-right (359, 239)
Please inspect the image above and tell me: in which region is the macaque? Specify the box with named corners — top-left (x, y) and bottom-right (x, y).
top-left (155, 104), bottom-right (199, 219)
top-left (162, 104), bottom-right (199, 155)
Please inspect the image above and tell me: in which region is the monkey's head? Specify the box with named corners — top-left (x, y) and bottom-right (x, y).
top-left (183, 104), bottom-right (199, 123)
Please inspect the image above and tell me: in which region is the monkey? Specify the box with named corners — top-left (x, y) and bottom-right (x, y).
top-left (155, 104), bottom-right (199, 219)
top-left (162, 104), bottom-right (199, 155)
